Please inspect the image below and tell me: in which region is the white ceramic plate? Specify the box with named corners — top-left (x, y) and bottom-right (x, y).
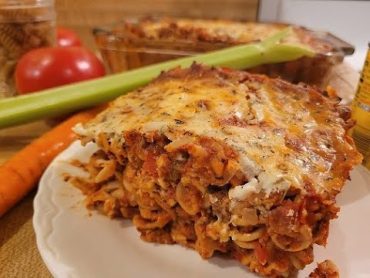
top-left (34, 141), bottom-right (370, 278)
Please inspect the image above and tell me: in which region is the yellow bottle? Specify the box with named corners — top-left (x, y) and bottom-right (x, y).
top-left (351, 44), bottom-right (370, 169)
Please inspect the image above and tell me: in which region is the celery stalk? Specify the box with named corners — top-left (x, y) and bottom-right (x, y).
top-left (0, 28), bottom-right (314, 128)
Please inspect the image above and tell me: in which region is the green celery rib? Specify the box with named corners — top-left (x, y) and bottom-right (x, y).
top-left (0, 28), bottom-right (314, 128)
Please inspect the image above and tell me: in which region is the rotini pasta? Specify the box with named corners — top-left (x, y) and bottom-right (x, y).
top-left (0, 23), bottom-right (24, 45)
top-left (0, 5), bottom-right (54, 97)
top-left (69, 65), bottom-right (361, 277)
top-left (309, 260), bottom-right (339, 278)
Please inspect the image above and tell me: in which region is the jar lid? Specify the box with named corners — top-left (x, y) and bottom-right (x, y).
top-left (1, 0), bottom-right (54, 6)
top-left (0, 0), bottom-right (55, 23)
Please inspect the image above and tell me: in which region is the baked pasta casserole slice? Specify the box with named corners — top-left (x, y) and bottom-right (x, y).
top-left (118, 17), bottom-right (333, 53)
top-left (70, 64), bottom-right (361, 277)
top-left (95, 17), bottom-right (352, 85)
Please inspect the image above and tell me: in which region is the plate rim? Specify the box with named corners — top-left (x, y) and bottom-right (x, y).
top-left (33, 141), bottom-right (370, 278)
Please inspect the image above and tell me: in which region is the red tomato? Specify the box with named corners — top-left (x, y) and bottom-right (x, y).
top-left (15, 47), bottom-right (105, 94)
top-left (56, 27), bottom-right (82, 47)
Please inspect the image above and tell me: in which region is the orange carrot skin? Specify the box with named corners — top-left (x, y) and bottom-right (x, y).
top-left (0, 107), bottom-right (102, 217)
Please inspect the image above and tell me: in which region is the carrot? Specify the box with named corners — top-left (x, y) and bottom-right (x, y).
top-left (0, 106), bottom-right (103, 217)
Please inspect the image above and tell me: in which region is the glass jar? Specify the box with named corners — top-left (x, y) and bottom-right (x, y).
top-left (0, 0), bottom-right (55, 97)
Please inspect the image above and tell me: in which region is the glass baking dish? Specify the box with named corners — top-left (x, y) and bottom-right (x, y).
top-left (93, 17), bottom-right (354, 86)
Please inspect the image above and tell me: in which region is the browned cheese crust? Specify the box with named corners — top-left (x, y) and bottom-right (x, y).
top-left (71, 64), bottom-right (361, 277)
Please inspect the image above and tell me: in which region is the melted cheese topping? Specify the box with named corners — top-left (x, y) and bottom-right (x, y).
top-left (76, 66), bottom-right (361, 196)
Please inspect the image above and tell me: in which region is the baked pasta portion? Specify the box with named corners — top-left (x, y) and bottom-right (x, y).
top-left (71, 64), bottom-right (361, 277)
top-left (95, 17), bottom-right (350, 85)
top-left (116, 17), bottom-right (333, 53)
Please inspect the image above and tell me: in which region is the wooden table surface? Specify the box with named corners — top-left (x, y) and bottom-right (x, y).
top-left (0, 62), bottom-right (360, 277)
top-left (0, 121), bottom-right (51, 164)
